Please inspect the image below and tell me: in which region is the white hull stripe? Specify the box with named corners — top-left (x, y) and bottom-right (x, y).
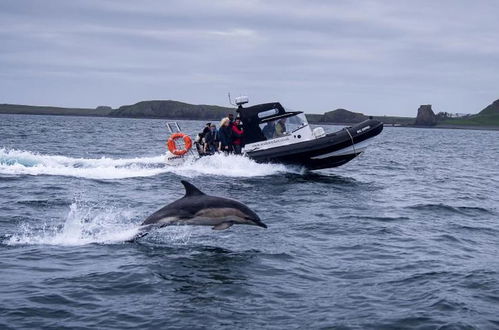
top-left (310, 138), bottom-right (375, 159)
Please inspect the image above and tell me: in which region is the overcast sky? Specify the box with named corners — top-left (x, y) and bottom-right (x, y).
top-left (1, 0), bottom-right (498, 115)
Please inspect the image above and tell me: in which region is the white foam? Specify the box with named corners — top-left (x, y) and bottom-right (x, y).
top-left (169, 153), bottom-right (292, 178)
top-left (5, 201), bottom-right (141, 246)
top-left (0, 148), bottom-right (293, 179)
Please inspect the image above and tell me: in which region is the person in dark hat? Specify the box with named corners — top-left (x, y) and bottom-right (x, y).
top-left (194, 122), bottom-right (212, 155)
top-left (203, 122), bottom-right (211, 135)
top-left (228, 114), bottom-right (234, 127)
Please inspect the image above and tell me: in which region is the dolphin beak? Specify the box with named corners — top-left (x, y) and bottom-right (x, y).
top-left (253, 218), bottom-right (267, 228)
top-left (245, 216), bottom-right (267, 228)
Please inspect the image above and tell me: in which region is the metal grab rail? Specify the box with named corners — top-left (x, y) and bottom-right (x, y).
top-left (166, 122), bottom-right (182, 133)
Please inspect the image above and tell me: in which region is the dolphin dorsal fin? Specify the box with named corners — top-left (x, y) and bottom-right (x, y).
top-left (181, 180), bottom-right (205, 197)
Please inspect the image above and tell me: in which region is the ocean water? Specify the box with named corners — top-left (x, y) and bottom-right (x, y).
top-left (1, 114), bottom-right (498, 329)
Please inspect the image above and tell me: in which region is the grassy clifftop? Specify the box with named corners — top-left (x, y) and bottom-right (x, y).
top-left (306, 108), bottom-right (413, 125)
top-left (438, 99), bottom-right (499, 127)
top-left (0, 104), bottom-right (111, 116)
top-left (440, 115), bottom-right (499, 127)
top-left (0, 101), bottom-right (235, 121)
top-left (109, 100), bottom-right (233, 120)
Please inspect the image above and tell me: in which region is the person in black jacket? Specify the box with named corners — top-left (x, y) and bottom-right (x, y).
top-left (202, 122), bottom-right (211, 136)
top-left (218, 117), bottom-right (233, 153)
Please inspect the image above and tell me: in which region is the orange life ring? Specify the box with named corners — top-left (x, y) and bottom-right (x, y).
top-left (167, 133), bottom-right (192, 156)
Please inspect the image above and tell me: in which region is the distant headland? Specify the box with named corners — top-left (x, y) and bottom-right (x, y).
top-left (1, 98), bottom-right (499, 129)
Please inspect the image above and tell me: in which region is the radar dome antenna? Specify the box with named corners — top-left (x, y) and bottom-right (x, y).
top-left (234, 95), bottom-right (249, 109)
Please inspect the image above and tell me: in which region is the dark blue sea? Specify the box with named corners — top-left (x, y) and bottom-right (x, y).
top-left (1, 114), bottom-right (498, 329)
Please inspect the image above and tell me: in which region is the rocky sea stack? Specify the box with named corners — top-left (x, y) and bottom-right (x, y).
top-left (415, 104), bottom-right (437, 126)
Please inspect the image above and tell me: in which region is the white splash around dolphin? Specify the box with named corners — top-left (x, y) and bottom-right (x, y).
top-left (5, 201), bottom-right (142, 246)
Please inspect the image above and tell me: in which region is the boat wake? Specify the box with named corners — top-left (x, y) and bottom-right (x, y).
top-left (0, 148), bottom-right (296, 180)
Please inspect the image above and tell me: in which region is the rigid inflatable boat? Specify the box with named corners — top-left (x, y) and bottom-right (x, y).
top-left (165, 97), bottom-right (383, 170)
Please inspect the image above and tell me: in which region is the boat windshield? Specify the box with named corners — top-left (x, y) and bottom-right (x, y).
top-left (259, 113), bottom-right (309, 140)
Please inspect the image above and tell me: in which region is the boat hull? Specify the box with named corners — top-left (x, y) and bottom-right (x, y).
top-left (245, 119), bottom-right (383, 170)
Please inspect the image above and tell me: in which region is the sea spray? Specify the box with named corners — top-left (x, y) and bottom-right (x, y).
top-left (6, 200), bottom-right (140, 246)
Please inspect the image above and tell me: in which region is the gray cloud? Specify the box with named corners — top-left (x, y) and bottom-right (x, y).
top-left (1, 0), bottom-right (498, 115)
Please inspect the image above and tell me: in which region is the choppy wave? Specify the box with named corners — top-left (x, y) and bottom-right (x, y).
top-left (0, 148), bottom-right (291, 179)
top-left (408, 203), bottom-right (494, 215)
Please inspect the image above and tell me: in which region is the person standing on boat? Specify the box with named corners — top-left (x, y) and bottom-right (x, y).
top-left (228, 113), bottom-right (235, 127)
top-left (204, 124), bottom-right (218, 154)
top-left (218, 117), bottom-right (233, 153)
top-left (231, 118), bottom-right (244, 154)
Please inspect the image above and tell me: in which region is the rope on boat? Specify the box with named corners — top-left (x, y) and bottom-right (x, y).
top-left (345, 128), bottom-right (357, 154)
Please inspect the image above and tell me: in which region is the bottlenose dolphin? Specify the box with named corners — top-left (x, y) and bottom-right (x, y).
top-left (138, 180), bottom-right (266, 235)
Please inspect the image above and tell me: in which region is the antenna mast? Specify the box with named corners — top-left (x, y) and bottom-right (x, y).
top-left (228, 92), bottom-right (236, 106)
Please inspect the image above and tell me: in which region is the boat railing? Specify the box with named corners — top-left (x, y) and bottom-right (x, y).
top-left (166, 122), bottom-right (182, 134)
